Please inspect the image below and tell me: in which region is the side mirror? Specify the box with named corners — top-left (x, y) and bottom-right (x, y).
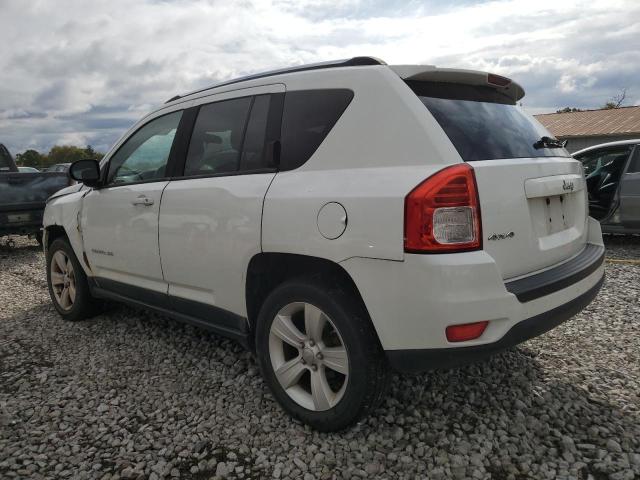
top-left (69, 159), bottom-right (101, 187)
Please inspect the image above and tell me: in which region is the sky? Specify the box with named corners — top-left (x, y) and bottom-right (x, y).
top-left (0, 0), bottom-right (639, 155)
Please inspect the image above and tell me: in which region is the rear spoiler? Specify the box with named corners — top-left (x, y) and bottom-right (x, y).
top-left (390, 65), bottom-right (525, 103)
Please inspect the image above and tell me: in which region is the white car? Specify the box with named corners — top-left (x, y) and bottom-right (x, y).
top-left (43, 57), bottom-right (605, 431)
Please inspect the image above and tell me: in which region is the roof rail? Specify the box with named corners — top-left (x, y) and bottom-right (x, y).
top-left (165, 56), bottom-right (386, 104)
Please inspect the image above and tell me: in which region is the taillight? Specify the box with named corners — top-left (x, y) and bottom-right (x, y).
top-left (404, 163), bottom-right (482, 253)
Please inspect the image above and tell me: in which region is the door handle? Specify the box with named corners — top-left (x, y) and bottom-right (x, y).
top-left (131, 195), bottom-right (154, 206)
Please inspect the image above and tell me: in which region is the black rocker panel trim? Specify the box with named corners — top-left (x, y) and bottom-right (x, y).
top-left (89, 277), bottom-right (250, 348)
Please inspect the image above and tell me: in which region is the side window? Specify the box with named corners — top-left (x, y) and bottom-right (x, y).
top-left (579, 147), bottom-right (631, 178)
top-left (577, 151), bottom-right (602, 176)
top-left (107, 111), bottom-right (182, 185)
top-left (627, 147), bottom-right (640, 173)
top-left (280, 89), bottom-right (354, 171)
top-left (184, 97), bottom-right (252, 176)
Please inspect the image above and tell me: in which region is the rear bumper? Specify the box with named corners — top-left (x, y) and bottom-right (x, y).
top-left (0, 208), bottom-right (45, 236)
top-left (340, 217), bottom-right (605, 367)
top-left (386, 274), bottom-right (604, 373)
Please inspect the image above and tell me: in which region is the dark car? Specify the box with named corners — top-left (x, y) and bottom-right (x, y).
top-left (0, 144), bottom-right (70, 243)
top-left (45, 163), bottom-right (72, 173)
top-left (574, 139), bottom-right (640, 234)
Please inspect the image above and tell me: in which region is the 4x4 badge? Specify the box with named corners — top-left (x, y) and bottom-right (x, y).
top-left (488, 231), bottom-right (515, 241)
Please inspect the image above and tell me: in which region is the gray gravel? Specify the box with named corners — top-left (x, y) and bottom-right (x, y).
top-left (1, 235), bottom-right (639, 480)
top-left (601, 234), bottom-right (640, 261)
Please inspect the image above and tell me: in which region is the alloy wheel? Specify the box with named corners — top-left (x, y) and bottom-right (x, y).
top-left (268, 302), bottom-right (349, 411)
top-left (50, 250), bottom-right (76, 311)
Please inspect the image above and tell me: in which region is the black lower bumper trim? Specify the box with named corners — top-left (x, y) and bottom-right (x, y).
top-left (505, 243), bottom-right (605, 302)
top-left (386, 273), bottom-right (604, 374)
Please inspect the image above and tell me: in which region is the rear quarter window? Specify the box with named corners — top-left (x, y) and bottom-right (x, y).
top-left (279, 89), bottom-right (354, 171)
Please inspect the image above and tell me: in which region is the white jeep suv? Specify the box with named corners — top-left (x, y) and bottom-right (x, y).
top-left (43, 57), bottom-right (605, 431)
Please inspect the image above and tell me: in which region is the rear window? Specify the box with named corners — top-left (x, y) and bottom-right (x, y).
top-left (280, 89), bottom-right (354, 170)
top-left (408, 82), bottom-right (569, 161)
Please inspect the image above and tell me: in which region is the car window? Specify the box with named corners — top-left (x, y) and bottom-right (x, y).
top-left (627, 147), bottom-right (640, 173)
top-left (279, 89), bottom-right (354, 171)
top-left (107, 111), bottom-right (182, 185)
top-left (240, 95), bottom-right (271, 171)
top-left (184, 97), bottom-right (252, 176)
top-left (409, 81), bottom-right (569, 161)
top-left (576, 147), bottom-right (632, 177)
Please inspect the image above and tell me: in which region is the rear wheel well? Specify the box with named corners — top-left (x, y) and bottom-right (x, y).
top-left (246, 253), bottom-right (374, 347)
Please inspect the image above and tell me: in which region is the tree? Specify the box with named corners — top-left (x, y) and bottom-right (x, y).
top-left (83, 145), bottom-right (104, 161)
top-left (556, 107), bottom-right (583, 113)
top-left (15, 149), bottom-right (44, 168)
top-left (46, 145), bottom-right (90, 166)
top-left (603, 88), bottom-right (628, 109)
top-left (14, 145), bottom-right (106, 169)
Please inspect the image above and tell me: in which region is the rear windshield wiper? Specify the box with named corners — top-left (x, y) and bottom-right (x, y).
top-left (533, 136), bottom-right (567, 149)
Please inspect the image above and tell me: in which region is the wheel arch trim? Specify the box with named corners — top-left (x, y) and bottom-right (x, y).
top-left (245, 252), bottom-right (381, 348)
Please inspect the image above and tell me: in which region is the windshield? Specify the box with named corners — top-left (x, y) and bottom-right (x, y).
top-left (410, 83), bottom-right (569, 161)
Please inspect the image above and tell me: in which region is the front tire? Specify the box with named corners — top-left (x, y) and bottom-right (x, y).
top-left (255, 276), bottom-right (389, 431)
top-left (46, 237), bottom-right (100, 321)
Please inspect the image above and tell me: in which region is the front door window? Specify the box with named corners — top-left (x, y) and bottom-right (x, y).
top-left (107, 111), bottom-right (182, 185)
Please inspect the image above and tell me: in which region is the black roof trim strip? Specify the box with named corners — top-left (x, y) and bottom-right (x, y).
top-left (165, 56), bottom-right (385, 104)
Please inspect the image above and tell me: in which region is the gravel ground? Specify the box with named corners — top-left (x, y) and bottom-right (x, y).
top-left (1, 236), bottom-right (638, 480)
top-left (600, 235), bottom-right (640, 261)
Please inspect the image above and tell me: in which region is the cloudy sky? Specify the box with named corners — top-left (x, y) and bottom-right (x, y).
top-left (0, 0), bottom-right (639, 155)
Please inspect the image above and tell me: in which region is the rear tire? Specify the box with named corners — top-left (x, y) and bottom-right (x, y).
top-left (46, 237), bottom-right (100, 321)
top-left (255, 276), bottom-right (389, 431)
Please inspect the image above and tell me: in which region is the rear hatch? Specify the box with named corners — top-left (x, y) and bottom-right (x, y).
top-left (405, 73), bottom-right (587, 280)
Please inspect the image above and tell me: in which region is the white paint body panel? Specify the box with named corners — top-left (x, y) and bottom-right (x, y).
top-left (472, 158), bottom-right (588, 279)
top-left (42, 187), bottom-right (91, 272)
top-left (81, 182), bottom-right (169, 293)
top-left (159, 173), bottom-right (275, 315)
